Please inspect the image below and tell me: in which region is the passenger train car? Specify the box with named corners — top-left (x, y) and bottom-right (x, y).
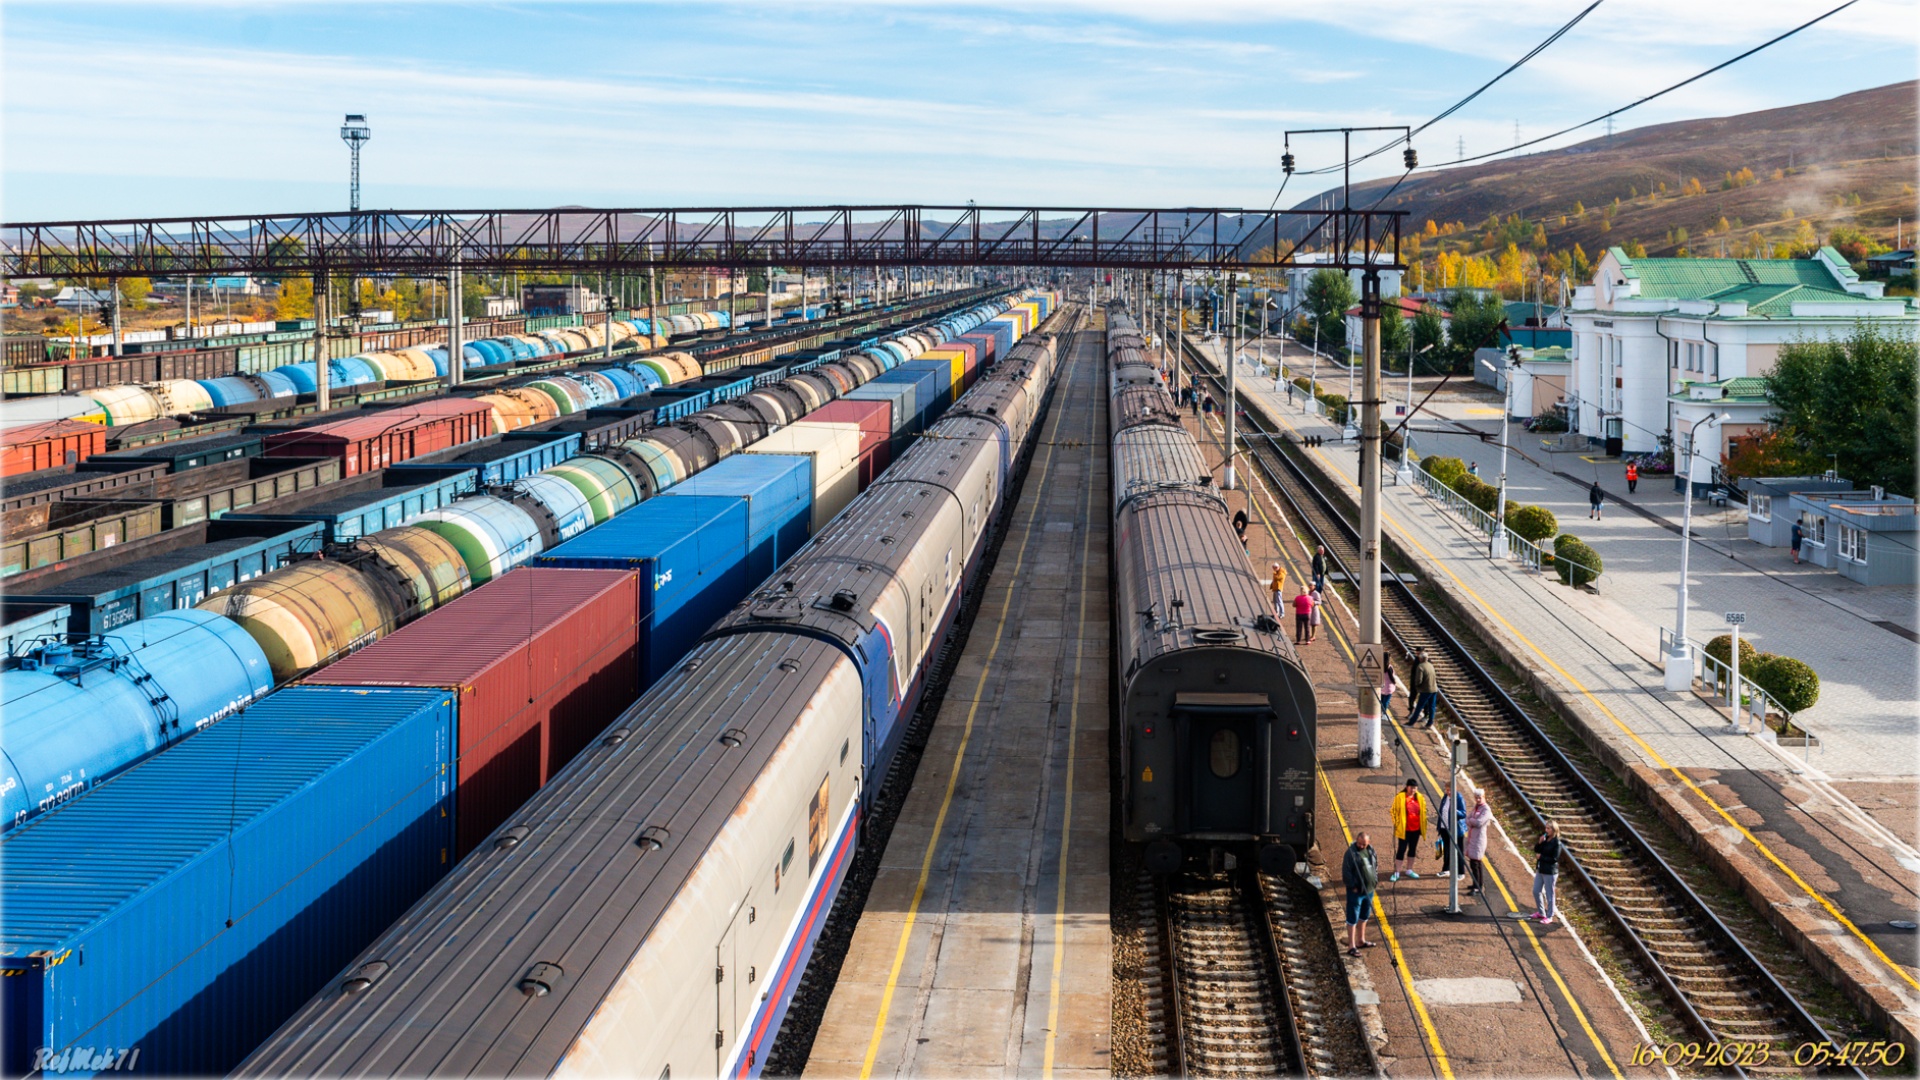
top-left (1105, 305), bottom-right (1317, 875)
top-left (235, 304), bottom-right (1080, 1080)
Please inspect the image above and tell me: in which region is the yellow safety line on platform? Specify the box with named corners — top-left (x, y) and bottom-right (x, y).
top-left (860, 331), bottom-right (1080, 1079)
top-left (1216, 406), bottom-right (1626, 1078)
top-left (1319, 766), bottom-right (1455, 1080)
top-left (1043, 337), bottom-right (1100, 1079)
top-left (1242, 382), bottom-right (1920, 994)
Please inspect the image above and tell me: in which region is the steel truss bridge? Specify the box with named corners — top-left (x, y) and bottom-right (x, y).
top-left (2, 205), bottom-right (1403, 278)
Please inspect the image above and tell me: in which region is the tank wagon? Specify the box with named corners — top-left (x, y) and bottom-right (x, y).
top-left (234, 298), bottom-right (1071, 1080)
top-left (1105, 305), bottom-right (1316, 875)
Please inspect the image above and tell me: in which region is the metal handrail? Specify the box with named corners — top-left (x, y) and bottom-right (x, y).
top-left (1658, 627), bottom-right (1797, 737)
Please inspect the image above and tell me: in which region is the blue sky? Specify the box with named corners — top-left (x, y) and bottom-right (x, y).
top-left (3, 1), bottom-right (1913, 221)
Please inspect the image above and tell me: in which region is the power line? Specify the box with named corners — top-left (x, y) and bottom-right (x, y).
top-left (1424, 0), bottom-right (1860, 170)
top-left (1291, 0), bottom-right (1605, 179)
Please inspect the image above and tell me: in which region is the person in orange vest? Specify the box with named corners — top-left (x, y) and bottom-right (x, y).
top-left (1390, 779), bottom-right (1430, 881)
top-left (1625, 462), bottom-right (1639, 494)
top-left (1268, 562), bottom-right (1287, 617)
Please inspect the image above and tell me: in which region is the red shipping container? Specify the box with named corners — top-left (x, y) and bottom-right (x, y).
top-left (809, 398), bottom-right (891, 487)
top-left (305, 566), bottom-right (641, 855)
top-left (2, 419), bottom-right (107, 477)
top-left (958, 331), bottom-right (999, 369)
top-left (261, 399), bottom-right (491, 476)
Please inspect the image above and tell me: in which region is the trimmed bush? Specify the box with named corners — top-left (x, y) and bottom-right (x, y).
top-left (1750, 654), bottom-right (1820, 713)
top-left (1319, 393), bottom-right (1348, 423)
top-left (1554, 537), bottom-right (1603, 586)
top-left (1292, 377), bottom-right (1314, 395)
top-left (1704, 633), bottom-right (1758, 670)
top-left (1425, 456), bottom-right (1468, 487)
top-left (1554, 532), bottom-right (1582, 553)
top-left (1453, 475), bottom-right (1500, 515)
top-left (1505, 503), bottom-right (1558, 543)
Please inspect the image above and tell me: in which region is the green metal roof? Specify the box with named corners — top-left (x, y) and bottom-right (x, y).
top-left (1669, 376), bottom-right (1770, 403)
top-left (1701, 282), bottom-right (1863, 315)
top-left (1607, 247), bottom-right (1845, 299)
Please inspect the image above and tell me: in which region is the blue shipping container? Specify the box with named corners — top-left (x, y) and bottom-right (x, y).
top-left (531, 494), bottom-right (750, 688)
top-left (663, 453), bottom-right (812, 579)
top-left (896, 359), bottom-right (957, 415)
top-left (15, 521), bottom-right (326, 635)
top-left (222, 467), bottom-right (477, 542)
top-left (869, 365), bottom-right (947, 432)
top-left (0, 686), bottom-right (453, 1078)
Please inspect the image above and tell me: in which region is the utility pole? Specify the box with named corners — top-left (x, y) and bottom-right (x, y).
top-left (109, 281), bottom-right (122, 358)
top-left (1665, 413), bottom-right (1729, 690)
top-left (647, 267), bottom-right (657, 345)
top-left (1492, 345), bottom-right (1518, 558)
top-left (1357, 268), bottom-right (1384, 768)
top-left (1225, 269), bottom-right (1238, 489)
top-left (314, 272), bottom-right (331, 411)
top-left (448, 256), bottom-right (464, 387)
top-left (603, 272), bottom-right (615, 361)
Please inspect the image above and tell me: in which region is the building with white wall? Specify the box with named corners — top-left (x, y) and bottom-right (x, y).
top-left (1278, 252), bottom-right (1402, 323)
top-left (1564, 247), bottom-right (1917, 454)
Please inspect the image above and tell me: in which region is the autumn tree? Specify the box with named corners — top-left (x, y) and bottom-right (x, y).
top-left (276, 276), bottom-right (315, 319)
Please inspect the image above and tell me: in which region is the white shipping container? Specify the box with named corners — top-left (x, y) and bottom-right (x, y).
top-left (745, 421), bottom-right (864, 532)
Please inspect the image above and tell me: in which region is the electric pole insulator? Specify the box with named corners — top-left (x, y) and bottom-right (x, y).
top-left (1403, 147), bottom-right (1418, 169)
top-left (1281, 152), bottom-right (1295, 174)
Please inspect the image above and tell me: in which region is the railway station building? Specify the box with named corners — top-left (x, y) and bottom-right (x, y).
top-left (1564, 246), bottom-right (1918, 455)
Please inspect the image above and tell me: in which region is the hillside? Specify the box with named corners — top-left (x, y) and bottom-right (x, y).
top-left (1288, 81), bottom-right (1918, 265)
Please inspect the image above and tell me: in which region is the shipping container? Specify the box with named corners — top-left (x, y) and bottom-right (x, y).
top-left (305, 567), bottom-right (640, 854)
top-left (841, 378), bottom-right (920, 459)
top-left (261, 400), bottom-right (491, 476)
top-left (744, 422), bottom-right (863, 533)
top-left (662, 452), bottom-right (812, 578)
top-left (895, 359), bottom-right (958, 415)
top-left (0, 500), bottom-right (163, 579)
top-left (807, 398), bottom-right (892, 486)
top-left (13, 520), bottom-right (326, 635)
top-left (2, 420), bottom-right (107, 477)
top-left (0, 686), bottom-right (454, 1078)
top-left (0, 609), bottom-right (275, 832)
top-left (223, 465), bottom-right (477, 542)
top-left (531, 494), bottom-right (749, 688)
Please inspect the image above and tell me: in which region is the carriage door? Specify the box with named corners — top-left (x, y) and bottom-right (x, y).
top-left (716, 890), bottom-right (755, 1075)
top-left (1177, 702), bottom-right (1262, 834)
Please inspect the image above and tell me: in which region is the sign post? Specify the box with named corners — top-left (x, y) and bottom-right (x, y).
top-left (1725, 612), bottom-right (1746, 732)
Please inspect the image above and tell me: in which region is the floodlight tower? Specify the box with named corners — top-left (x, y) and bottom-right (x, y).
top-left (340, 114), bottom-right (371, 212)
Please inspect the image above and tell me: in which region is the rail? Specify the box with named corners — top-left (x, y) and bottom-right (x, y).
top-left (1172, 329), bottom-right (1864, 1075)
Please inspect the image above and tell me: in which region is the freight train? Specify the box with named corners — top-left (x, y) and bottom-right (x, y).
top-left (0, 295), bottom-right (1065, 1080)
top-left (1105, 305), bottom-right (1316, 875)
top-left (1, 295), bottom-right (1044, 836)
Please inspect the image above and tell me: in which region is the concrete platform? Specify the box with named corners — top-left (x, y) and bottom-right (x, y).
top-left (804, 323), bottom-right (1111, 1078)
top-left (1193, 338), bottom-right (1920, 1046)
top-left (1164, 371), bottom-right (1662, 1077)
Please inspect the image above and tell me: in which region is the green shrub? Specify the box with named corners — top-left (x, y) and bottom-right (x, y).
top-left (1292, 377), bottom-right (1314, 394)
top-left (1554, 532), bottom-right (1581, 553)
top-left (1505, 503), bottom-right (1558, 543)
top-left (1704, 633), bottom-right (1758, 670)
top-left (1425, 456), bottom-right (1468, 487)
top-left (1319, 393), bottom-right (1348, 423)
top-left (1453, 475), bottom-right (1500, 514)
top-left (1750, 654), bottom-right (1820, 712)
top-left (1554, 537), bottom-right (1602, 586)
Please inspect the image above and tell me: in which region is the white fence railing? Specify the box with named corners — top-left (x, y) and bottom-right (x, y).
top-left (1409, 459), bottom-right (1603, 585)
top-left (1658, 627), bottom-right (1803, 741)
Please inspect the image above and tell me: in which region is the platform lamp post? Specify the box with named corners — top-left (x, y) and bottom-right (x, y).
top-left (1664, 412), bottom-right (1731, 691)
top-left (1491, 344), bottom-right (1521, 560)
top-left (1397, 342), bottom-right (1435, 483)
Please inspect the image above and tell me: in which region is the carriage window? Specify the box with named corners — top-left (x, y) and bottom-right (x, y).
top-left (1208, 729), bottom-right (1241, 778)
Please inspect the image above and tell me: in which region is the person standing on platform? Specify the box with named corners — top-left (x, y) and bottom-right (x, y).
top-left (1463, 791), bottom-right (1493, 896)
top-left (1791, 519), bottom-right (1804, 564)
top-left (1188, 387), bottom-right (1199, 416)
top-left (1589, 480), bottom-right (1605, 521)
top-left (1342, 833), bottom-right (1378, 957)
top-left (1293, 589), bottom-right (1315, 644)
top-left (1435, 783), bottom-right (1468, 877)
top-left (1532, 822), bottom-right (1563, 925)
top-left (1625, 462), bottom-right (1639, 494)
top-left (1468, 461), bottom-right (1480, 477)
top-left (1379, 653), bottom-right (1399, 722)
top-left (1311, 545), bottom-right (1328, 593)
top-left (1269, 563), bottom-right (1288, 617)
top-left (1390, 779), bottom-right (1427, 881)
top-left (1307, 587), bottom-right (1323, 642)
top-left (1410, 650), bottom-right (1439, 728)
top-left (1202, 394), bottom-right (1216, 421)
top-left (1232, 509), bottom-right (1250, 552)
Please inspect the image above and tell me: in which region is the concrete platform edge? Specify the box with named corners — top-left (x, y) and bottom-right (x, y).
top-left (1251, 392), bottom-right (1920, 1052)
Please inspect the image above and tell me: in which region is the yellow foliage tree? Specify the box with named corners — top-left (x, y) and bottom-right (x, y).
top-left (276, 277), bottom-right (315, 319)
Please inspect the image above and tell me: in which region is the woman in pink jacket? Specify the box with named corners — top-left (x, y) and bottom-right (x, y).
top-left (1462, 790), bottom-right (1494, 896)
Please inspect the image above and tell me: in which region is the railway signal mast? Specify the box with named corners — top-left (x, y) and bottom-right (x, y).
top-left (340, 114), bottom-right (371, 213)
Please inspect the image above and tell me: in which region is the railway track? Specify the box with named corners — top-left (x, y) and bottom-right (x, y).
top-left (1177, 337), bottom-right (1872, 1075)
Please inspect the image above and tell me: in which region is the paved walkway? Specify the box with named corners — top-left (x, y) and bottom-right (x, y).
top-left (806, 319), bottom-right (1110, 1079)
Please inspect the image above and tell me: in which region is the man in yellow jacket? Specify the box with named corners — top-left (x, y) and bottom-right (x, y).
top-left (1390, 778), bottom-right (1429, 882)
